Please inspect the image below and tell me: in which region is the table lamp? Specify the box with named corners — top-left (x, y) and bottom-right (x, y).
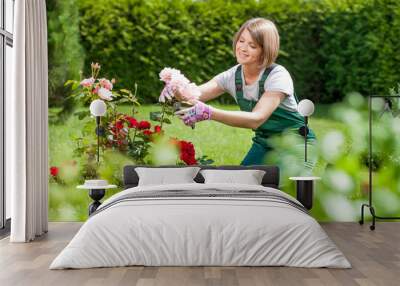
top-left (89, 99), bottom-right (107, 163)
top-left (298, 99), bottom-right (315, 162)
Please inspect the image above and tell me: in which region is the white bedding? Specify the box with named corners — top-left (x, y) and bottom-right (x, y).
top-left (50, 183), bottom-right (351, 269)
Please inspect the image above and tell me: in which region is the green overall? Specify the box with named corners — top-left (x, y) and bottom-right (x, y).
top-left (236, 64), bottom-right (316, 166)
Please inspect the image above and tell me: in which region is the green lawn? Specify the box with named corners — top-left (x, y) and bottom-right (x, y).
top-left (49, 103), bottom-right (345, 221)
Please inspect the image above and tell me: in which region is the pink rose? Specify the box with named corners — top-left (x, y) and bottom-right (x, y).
top-left (169, 73), bottom-right (190, 89)
top-left (159, 67), bottom-right (183, 83)
top-left (159, 67), bottom-right (194, 103)
top-left (99, 78), bottom-right (113, 90)
top-left (80, 77), bottom-right (95, 87)
top-left (98, 87), bottom-right (113, 101)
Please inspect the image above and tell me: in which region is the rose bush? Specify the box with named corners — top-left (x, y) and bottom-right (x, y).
top-left (55, 63), bottom-right (213, 182)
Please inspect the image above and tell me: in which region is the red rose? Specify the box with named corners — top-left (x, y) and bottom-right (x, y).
top-left (143, 130), bottom-right (153, 136)
top-left (138, 120), bottom-right (151, 130)
top-left (125, 116), bottom-right (138, 128)
top-left (180, 152), bottom-right (188, 162)
top-left (50, 166), bottom-right (59, 177)
top-left (115, 120), bottom-right (124, 130)
top-left (180, 141), bottom-right (195, 156)
top-left (154, 125), bottom-right (162, 133)
top-left (92, 85), bottom-right (100, 94)
top-left (179, 141), bottom-right (186, 148)
top-left (181, 153), bottom-right (197, 165)
top-left (178, 140), bottom-right (197, 165)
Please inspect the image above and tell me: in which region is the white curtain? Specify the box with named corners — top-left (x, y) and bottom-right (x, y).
top-left (9, 0), bottom-right (48, 242)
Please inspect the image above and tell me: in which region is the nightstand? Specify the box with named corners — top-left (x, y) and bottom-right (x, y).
top-left (289, 177), bottom-right (321, 210)
top-left (77, 182), bottom-right (117, 215)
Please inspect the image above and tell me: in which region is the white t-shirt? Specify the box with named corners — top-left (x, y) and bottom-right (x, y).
top-left (213, 64), bottom-right (298, 112)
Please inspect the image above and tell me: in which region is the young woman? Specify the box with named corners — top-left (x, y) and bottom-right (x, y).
top-left (162, 18), bottom-right (316, 168)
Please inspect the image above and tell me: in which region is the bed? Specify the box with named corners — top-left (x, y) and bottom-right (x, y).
top-left (50, 165), bottom-right (351, 269)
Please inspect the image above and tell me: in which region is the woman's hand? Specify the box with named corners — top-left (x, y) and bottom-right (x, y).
top-left (177, 83), bottom-right (201, 104)
top-left (159, 84), bottom-right (176, 103)
top-left (175, 101), bottom-right (213, 127)
top-left (159, 83), bottom-right (201, 104)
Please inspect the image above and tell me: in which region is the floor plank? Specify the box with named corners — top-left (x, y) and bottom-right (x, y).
top-left (0, 222), bottom-right (399, 286)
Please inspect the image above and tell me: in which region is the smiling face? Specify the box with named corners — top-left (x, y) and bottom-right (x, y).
top-left (233, 18), bottom-right (280, 68)
top-left (235, 29), bottom-right (263, 66)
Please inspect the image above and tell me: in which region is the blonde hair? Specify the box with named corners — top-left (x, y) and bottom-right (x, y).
top-left (233, 18), bottom-right (280, 68)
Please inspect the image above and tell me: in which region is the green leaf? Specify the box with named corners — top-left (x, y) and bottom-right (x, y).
top-left (120, 89), bottom-right (131, 94)
top-left (64, 80), bottom-right (77, 87)
top-left (116, 99), bottom-right (130, 104)
top-left (162, 118), bottom-right (171, 124)
top-left (203, 159), bottom-right (214, 165)
top-left (71, 82), bottom-right (80, 90)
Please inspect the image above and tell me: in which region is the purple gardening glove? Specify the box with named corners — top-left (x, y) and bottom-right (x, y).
top-left (175, 101), bottom-right (212, 127)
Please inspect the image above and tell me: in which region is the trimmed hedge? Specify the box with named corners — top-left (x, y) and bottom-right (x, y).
top-left (72, 0), bottom-right (400, 103)
top-left (47, 0), bottom-right (84, 107)
top-left (319, 0), bottom-right (400, 102)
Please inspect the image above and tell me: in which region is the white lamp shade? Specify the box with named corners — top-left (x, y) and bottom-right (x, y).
top-left (89, 99), bottom-right (107, 116)
top-left (298, 99), bottom-right (315, 117)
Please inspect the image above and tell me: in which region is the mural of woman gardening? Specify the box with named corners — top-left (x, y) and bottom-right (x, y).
top-left (159, 18), bottom-right (317, 171)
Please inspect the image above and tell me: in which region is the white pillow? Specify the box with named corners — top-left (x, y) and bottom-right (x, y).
top-left (200, 169), bottom-right (266, 185)
top-left (135, 167), bottom-right (200, 186)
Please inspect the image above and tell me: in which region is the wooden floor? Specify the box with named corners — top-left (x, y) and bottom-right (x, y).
top-left (0, 222), bottom-right (399, 286)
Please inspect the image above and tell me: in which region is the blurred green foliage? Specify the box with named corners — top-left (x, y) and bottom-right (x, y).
top-left (47, 0), bottom-right (85, 118)
top-left (50, 0), bottom-right (400, 105)
top-left (49, 90), bottom-right (400, 221)
top-left (268, 89), bottom-right (400, 221)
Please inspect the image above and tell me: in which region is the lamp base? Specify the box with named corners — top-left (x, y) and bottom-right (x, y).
top-left (298, 126), bottom-right (309, 137)
top-left (88, 189), bottom-right (105, 215)
top-left (296, 180), bottom-right (313, 210)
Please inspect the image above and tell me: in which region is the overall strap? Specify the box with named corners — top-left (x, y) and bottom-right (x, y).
top-left (259, 63), bottom-right (278, 95)
top-left (235, 63), bottom-right (278, 101)
top-left (234, 64), bottom-right (315, 143)
top-left (235, 65), bottom-right (243, 99)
